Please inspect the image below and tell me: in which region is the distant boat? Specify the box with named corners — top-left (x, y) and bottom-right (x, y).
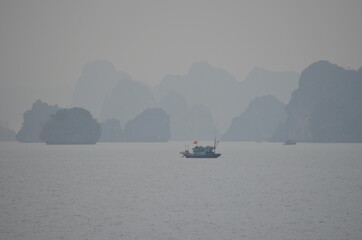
top-left (180, 139), bottom-right (221, 158)
top-left (284, 140), bottom-right (296, 145)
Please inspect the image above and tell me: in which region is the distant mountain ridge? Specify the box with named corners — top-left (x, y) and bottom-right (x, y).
top-left (241, 67), bottom-right (299, 104)
top-left (100, 77), bottom-right (155, 126)
top-left (71, 60), bottom-right (299, 140)
top-left (99, 119), bottom-right (124, 142)
top-left (154, 61), bottom-right (299, 132)
top-left (72, 60), bottom-right (132, 119)
top-left (123, 108), bottom-right (170, 142)
top-left (222, 95), bottom-right (287, 141)
top-left (156, 93), bottom-right (219, 140)
top-left (72, 60), bottom-right (156, 127)
top-left (17, 60), bottom-right (362, 143)
top-left (154, 61), bottom-right (243, 132)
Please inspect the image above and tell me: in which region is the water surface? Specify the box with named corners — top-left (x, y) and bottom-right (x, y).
top-left (1, 142), bottom-right (362, 239)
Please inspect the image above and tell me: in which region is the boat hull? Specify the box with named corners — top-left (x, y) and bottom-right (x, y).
top-left (181, 153), bottom-right (221, 158)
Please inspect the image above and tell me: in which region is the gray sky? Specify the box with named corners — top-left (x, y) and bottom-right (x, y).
top-left (1, 0), bottom-right (362, 130)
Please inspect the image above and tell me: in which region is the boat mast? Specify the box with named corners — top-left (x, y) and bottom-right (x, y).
top-left (213, 138), bottom-right (219, 152)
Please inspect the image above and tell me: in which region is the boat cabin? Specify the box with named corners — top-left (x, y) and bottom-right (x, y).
top-left (192, 146), bottom-right (215, 156)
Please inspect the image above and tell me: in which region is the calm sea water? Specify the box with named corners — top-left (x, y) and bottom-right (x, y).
top-left (1, 141), bottom-right (362, 240)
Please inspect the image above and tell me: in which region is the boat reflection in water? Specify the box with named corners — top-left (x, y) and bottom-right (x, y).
top-left (284, 140), bottom-right (296, 145)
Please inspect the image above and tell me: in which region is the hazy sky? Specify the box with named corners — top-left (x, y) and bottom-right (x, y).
top-left (1, 0), bottom-right (362, 129)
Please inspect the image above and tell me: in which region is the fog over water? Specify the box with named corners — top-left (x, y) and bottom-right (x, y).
top-left (1, 2), bottom-right (362, 238)
top-left (1, 0), bottom-right (362, 130)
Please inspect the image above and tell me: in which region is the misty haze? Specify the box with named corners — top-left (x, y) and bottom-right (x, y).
top-left (1, 1), bottom-right (362, 239)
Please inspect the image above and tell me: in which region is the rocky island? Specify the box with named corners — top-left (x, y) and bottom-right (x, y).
top-left (272, 61), bottom-right (362, 142)
top-left (16, 100), bottom-right (60, 142)
top-left (40, 107), bottom-right (101, 144)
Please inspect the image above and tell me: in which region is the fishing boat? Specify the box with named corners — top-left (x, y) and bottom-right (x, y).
top-left (180, 139), bottom-right (221, 158)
